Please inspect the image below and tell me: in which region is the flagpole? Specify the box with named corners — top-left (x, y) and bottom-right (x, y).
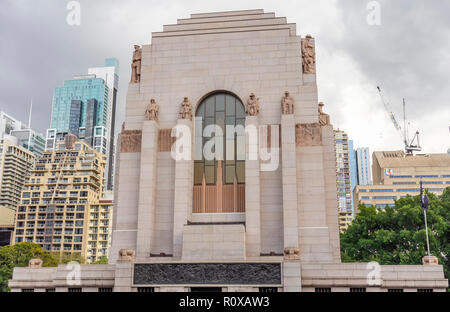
top-left (420, 180), bottom-right (431, 258)
top-left (423, 209), bottom-right (431, 258)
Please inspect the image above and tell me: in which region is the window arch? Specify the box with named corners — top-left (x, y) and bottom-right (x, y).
top-left (194, 92), bottom-right (246, 185)
top-left (193, 92), bottom-right (246, 213)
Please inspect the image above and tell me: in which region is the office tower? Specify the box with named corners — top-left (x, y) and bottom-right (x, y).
top-left (12, 136), bottom-right (113, 263)
top-left (356, 147), bottom-right (372, 185)
top-left (88, 58), bottom-right (120, 190)
top-left (46, 58), bottom-right (119, 191)
top-left (334, 130), bottom-right (353, 231)
top-left (0, 111), bottom-right (27, 137)
top-left (0, 111), bottom-right (45, 158)
top-left (0, 138), bottom-right (35, 241)
top-left (354, 151), bottom-right (450, 210)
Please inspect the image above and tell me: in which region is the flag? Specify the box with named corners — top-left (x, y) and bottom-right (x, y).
top-left (420, 181), bottom-right (429, 211)
top-left (385, 168), bottom-right (393, 176)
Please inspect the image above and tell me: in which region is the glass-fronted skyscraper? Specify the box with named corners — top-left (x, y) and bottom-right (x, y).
top-left (46, 58), bottom-right (119, 191)
top-left (356, 147), bottom-right (372, 185)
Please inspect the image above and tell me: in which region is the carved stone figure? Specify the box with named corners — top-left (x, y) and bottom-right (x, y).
top-left (120, 130), bottom-right (142, 153)
top-left (28, 259), bottom-right (43, 268)
top-left (296, 123), bottom-right (322, 147)
top-left (283, 247), bottom-right (300, 260)
top-left (118, 249), bottom-right (135, 262)
top-left (318, 102), bottom-right (330, 126)
top-left (130, 45), bottom-right (142, 83)
top-left (246, 93), bottom-right (260, 116)
top-left (281, 91), bottom-right (294, 115)
top-left (145, 99), bottom-right (159, 121)
top-left (179, 97), bottom-right (193, 120)
top-left (301, 35), bottom-right (316, 74)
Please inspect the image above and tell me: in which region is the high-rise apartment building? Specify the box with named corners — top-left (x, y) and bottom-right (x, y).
top-left (334, 130), bottom-right (353, 231)
top-left (46, 58), bottom-right (119, 190)
top-left (12, 137), bottom-right (113, 263)
top-left (348, 140), bottom-right (358, 218)
top-left (356, 147), bottom-right (372, 185)
top-left (354, 151), bottom-right (450, 210)
top-left (0, 138), bottom-right (35, 215)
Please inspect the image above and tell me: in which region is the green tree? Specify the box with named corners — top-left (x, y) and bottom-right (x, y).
top-left (92, 256), bottom-right (108, 264)
top-left (52, 252), bottom-right (86, 265)
top-left (0, 242), bottom-right (57, 292)
top-left (341, 187), bottom-right (450, 280)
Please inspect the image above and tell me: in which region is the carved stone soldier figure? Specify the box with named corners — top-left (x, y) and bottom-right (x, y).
top-left (246, 93), bottom-right (260, 116)
top-left (301, 35), bottom-right (316, 74)
top-left (145, 99), bottom-right (159, 121)
top-left (179, 97), bottom-right (193, 120)
top-left (281, 91), bottom-right (294, 115)
top-left (130, 45), bottom-right (142, 83)
top-left (318, 102), bottom-right (330, 126)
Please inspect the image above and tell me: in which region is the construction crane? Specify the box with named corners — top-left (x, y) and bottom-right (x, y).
top-left (377, 86), bottom-right (421, 155)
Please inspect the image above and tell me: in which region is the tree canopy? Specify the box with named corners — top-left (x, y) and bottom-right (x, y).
top-left (0, 242), bottom-right (57, 292)
top-left (341, 187), bottom-right (450, 280)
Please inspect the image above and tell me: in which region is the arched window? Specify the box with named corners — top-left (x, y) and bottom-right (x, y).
top-left (193, 92), bottom-right (246, 213)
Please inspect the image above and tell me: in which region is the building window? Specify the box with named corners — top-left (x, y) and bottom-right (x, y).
top-left (417, 289), bottom-right (433, 293)
top-left (350, 288), bottom-right (366, 293)
top-left (193, 92), bottom-right (246, 213)
top-left (46, 288), bottom-right (56, 292)
top-left (99, 288), bottom-right (113, 292)
top-left (137, 287), bottom-right (155, 293)
top-left (259, 287), bottom-right (278, 293)
top-left (388, 289), bottom-right (404, 293)
top-left (22, 289), bottom-right (34, 292)
top-left (315, 288), bottom-right (331, 293)
top-left (68, 288), bottom-right (82, 293)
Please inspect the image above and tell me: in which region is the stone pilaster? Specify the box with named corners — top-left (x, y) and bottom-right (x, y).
top-left (136, 120), bottom-right (159, 260)
top-left (283, 261), bottom-right (302, 292)
top-left (114, 261), bottom-right (133, 292)
top-left (245, 116), bottom-right (261, 258)
top-left (281, 114), bottom-right (299, 251)
top-left (173, 119), bottom-right (194, 258)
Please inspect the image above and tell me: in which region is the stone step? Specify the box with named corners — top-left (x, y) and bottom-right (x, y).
top-left (153, 23), bottom-right (297, 38)
top-left (190, 9), bottom-right (265, 19)
top-left (164, 17), bottom-right (287, 32)
top-left (177, 12), bottom-right (276, 25)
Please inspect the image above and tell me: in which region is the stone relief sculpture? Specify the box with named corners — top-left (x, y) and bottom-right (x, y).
top-left (301, 35), bottom-right (316, 74)
top-left (283, 247), bottom-right (300, 260)
top-left (179, 97), bottom-right (193, 120)
top-left (134, 263), bottom-right (282, 285)
top-left (28, 259), bottom-right (43, 268)
top-left (281, 91), bottom-right (294, 115)
top-left (130, 45), bottom-right (142, 83)
top-left (145, 99), bottom-right (159, 121)
top-left (120, 130), bottom-right (142, 153)
top-left (296, 123), bottom-right (322, 147)
top-left (118, 249), bottom-right (135, 262)
top-left (246, 93), bottom-right (260, 116)
top-left (318, 102), bottom-right (330, 126)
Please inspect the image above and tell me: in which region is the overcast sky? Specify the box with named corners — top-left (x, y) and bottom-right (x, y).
top-left (1, 0), bottom-right (449, 154)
